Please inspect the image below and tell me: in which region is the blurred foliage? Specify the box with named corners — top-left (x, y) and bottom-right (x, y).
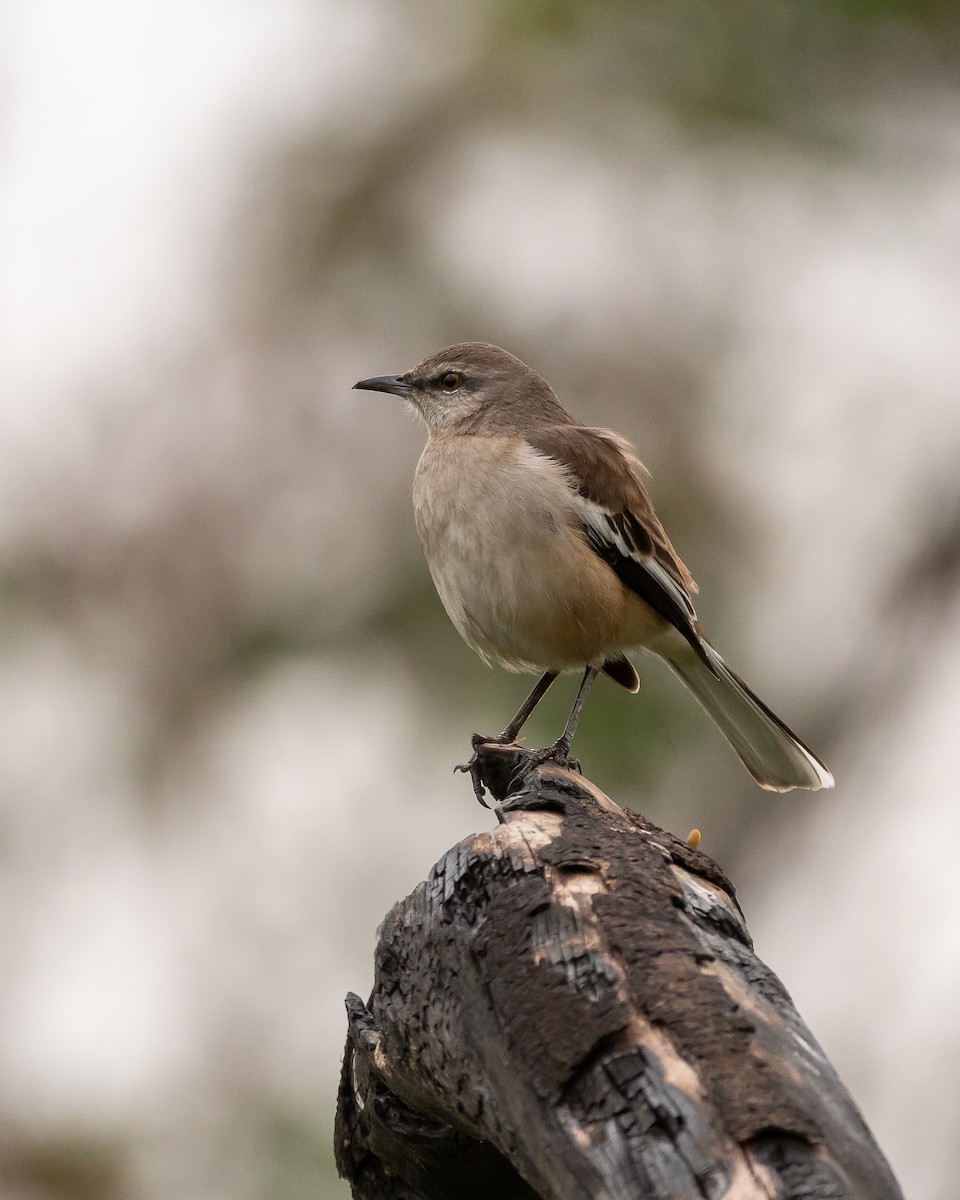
top-left (0, 1134), bottom-right (126, 1200)
top-left (487, 0), bottom-right (960, 150)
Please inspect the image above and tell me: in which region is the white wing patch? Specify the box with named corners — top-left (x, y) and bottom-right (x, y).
top-left (571, 494), bottom-right (699, 625)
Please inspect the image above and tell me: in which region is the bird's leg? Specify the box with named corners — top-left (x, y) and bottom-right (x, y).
top-left (497, 670), bottom-right (559, 743)
top-left (463, 670), bottom-right (558, 753)
top-left (550, 663), bottom-right (599, 760)
top-left (515, 665), bottom-right (600, 776)
top-left (456, 671), bottom-right (558, 804)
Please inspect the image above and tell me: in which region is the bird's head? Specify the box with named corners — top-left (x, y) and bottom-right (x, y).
top-left (353, 342), bottom-right (563, 435)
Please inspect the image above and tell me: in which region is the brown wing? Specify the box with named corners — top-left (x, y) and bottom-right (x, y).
top-left (524, 424), bottom-right (706, 658)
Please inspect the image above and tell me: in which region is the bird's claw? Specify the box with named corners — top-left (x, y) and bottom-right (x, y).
top-left (454, 744), bottom-right (491, 808)
top-left (455, 733), bottom-right (525, 807)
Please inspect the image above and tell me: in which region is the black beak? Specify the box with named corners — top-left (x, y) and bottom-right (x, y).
top-left (353, 374), bottom-right (412, 397)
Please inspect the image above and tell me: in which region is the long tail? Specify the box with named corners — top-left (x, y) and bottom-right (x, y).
top-left (663, 639), bottom-right (834, 792)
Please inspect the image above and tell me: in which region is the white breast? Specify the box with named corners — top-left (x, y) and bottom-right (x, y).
top-left (412, 436), bottom-right (636, 672)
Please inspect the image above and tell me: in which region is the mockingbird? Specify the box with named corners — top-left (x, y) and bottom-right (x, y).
top-left (355, 342), bottom-right (833, 794)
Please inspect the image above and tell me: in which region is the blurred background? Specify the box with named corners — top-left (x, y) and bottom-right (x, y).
top-left (2, 0), bottom-right (959, 1196)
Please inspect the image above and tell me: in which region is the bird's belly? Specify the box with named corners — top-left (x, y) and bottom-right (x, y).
top-left (413, 438), bottom-right (661, 671)
top-left (443, 559), bottom-right (623, 672)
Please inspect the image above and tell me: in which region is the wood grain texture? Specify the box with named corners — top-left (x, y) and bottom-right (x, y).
top-left (335, 749), bottom-right (902, 1200)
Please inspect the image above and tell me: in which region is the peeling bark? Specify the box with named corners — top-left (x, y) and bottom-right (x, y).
top-left (335, 747), bottom-right (903, 1200)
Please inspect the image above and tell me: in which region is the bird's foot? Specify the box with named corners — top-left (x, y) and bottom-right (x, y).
top-left (456, 732), bottom-right (534, 807)
top-left (456, 735), bottom-right (582, 806)
top-left (455, 733), bottom-right (512, 807)
top-left (510, 738), bottom-right (581, 783)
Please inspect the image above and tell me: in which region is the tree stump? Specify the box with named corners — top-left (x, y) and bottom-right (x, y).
top-left (335, 746), bottom-right (903, 1200)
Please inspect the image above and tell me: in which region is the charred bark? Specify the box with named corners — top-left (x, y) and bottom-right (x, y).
top-left (335, 746), bottom-right (902, 1200)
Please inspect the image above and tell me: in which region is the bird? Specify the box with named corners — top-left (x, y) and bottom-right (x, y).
top-left (354, 342), bottom-right (833, 794)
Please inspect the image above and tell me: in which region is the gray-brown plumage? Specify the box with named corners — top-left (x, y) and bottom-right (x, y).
top-left (354, 342), bottom-right (833, 792)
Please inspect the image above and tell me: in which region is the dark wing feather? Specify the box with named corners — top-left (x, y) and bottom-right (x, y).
top-left (524, 424), bottom-right (708, 661)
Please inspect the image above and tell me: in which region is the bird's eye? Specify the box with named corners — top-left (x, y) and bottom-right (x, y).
top-left (439, 371), bottom-right (463, 391)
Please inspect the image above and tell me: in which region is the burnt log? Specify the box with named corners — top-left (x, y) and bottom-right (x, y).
top-left (335, 746), bottom-right (903, 1200)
